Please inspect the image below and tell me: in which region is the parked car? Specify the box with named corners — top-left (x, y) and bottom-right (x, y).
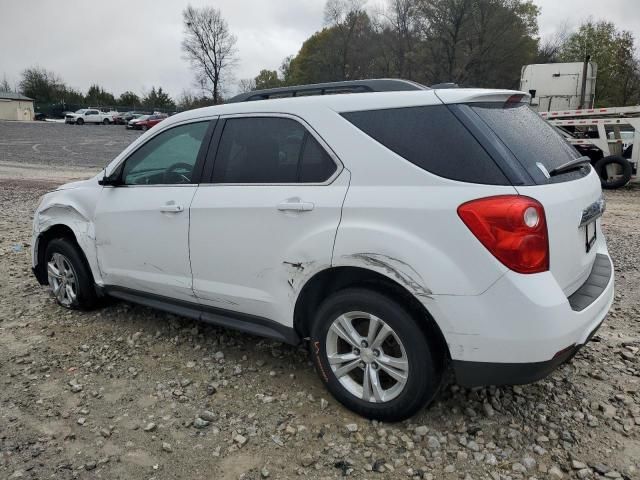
top-left (65, 109), bottom-right (113, 125)
top-left (127, 113), bottom-right (167, 131)
top-left (31, 79), bottom-right (613, 421)
top-left (115, 111), bottom-right (144, 125)
top-left (34, 112), bottom-right (47, 121)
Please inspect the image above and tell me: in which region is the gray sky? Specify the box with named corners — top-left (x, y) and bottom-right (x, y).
top-left (1, 0), bottom-right (638, 99)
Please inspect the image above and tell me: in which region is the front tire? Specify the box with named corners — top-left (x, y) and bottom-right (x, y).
top-left (45, 238), bottom-right (97, 309)
top-left (103, 118), bottom-right (110, 125)
top-left (310, 288), bottom-right (442, 421)
top-left (76, 118), bottom-right (84, 125)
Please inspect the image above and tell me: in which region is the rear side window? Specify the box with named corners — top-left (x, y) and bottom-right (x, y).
top-left (341, 105), bottom-right (509, 185)
top-left (212, 117), bottom-right (336, 183)
top-left (469, 102), bottom-right (582, 184)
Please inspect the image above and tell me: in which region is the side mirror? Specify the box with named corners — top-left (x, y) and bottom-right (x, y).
top-left (98, 174), bottom-right (121, 186)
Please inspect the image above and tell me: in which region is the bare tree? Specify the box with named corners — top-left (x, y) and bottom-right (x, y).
top-left (324, 0), bottom-right (367, 79)
top-left (237, 78), bottom-right (256, 93)
top-left (182, 5), bottom-right (237, 104)
top-left (537, 22), bottom-right (571, 63)
top-left (0, 74), bottom-right (12, 92)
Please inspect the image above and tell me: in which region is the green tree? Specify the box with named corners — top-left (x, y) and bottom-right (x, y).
top-left (560, 20), bottom-right (640, 106)
top-left (416, 0), bottom-right (539, 88)
top-left (254, 70), bottom-right (282, 90)
top-left (142, 87), bottom-right (175, 109)
top-left (177, 90), bottom-right (214, 111)
top-left (85, 84), bottom-right (116, 106)
top-left (118, 91), bottom-right (141, 108)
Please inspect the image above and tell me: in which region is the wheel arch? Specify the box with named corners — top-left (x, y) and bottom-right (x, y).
top-left (34, 220), bottom-right (98, 287)
top-left (293, 266), bottom-right (450, 364)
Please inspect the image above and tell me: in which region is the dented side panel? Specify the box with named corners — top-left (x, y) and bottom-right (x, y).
top-left (32, 177), bottom-right (104, 285)
top-left (189, 170), bottom-right (351, 327)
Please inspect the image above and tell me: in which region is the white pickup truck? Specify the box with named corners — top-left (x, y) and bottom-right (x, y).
top-left (65, 109), bottom-right (114, 125)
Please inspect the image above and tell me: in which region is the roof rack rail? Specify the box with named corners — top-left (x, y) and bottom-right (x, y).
top-left (226, 78), bottom-right (429, 103)
top-left (430, 82), bottom-right (459, 89)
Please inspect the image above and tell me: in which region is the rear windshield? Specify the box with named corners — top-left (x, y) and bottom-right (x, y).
top-left (469, 102), bottom-right (583, 183)
top-left (341, 105), bottom-right (510, 185)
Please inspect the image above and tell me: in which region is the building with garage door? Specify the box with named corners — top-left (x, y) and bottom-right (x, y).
top-left (0, 92), bottom-right (34, 121)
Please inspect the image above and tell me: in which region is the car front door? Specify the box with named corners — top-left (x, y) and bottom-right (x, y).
top-left (189, 115), bottom-right (349, 324)
top-left (94, 119), bottom-right (214, 301)
top-left (85, 110), bottom-right (100, 123)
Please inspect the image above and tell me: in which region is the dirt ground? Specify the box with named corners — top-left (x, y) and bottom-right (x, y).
top-left (1, 121), bottom-right (639, 480)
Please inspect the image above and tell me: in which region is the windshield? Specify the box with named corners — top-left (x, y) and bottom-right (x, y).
top-left (75, 109), bottom-right (87, 114)
top-left (469, 102), bottom-right (582, 184)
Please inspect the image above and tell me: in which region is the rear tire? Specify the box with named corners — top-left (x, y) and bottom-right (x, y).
top-left (103, 118), bottom-right (110, 125)
top-left (595, 155), bottom-right (632, 189)
top-left (309, 288), bottom-right (442, 421)
top-left (44, 238), bottom-right (97, 310)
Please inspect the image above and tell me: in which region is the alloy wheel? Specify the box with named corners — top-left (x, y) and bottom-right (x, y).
top-left (325, 311), bottom-right (409, 403)
top-left (47, 252), bottom-right (78, 307)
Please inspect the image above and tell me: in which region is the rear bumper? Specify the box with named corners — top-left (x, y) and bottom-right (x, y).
top-left (453, 317), bottom-right (603, 386)
top-left (427, 246), bottom-right (614, 386)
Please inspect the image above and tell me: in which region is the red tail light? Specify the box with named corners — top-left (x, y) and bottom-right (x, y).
top-left (457, 195), bottom-right (549, 274)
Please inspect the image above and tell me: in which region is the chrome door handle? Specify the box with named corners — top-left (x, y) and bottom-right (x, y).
top-left (277, 201), bottom-right (314, 212)
top-left (160, 204), bottom-right (184, 213)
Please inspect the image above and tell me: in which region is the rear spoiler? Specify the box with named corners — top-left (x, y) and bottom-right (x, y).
top-left (435, 89), bottom-right (531, 104)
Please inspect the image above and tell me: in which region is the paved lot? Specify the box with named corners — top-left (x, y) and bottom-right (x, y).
top-left (0, 120), bottom-right (141, 168)
top-left (0, 122), bottom-right (639, 479)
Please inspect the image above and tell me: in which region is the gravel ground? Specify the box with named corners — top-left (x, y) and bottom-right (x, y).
top-left (1, 123), bottom-right (640, 479)
top-left (0, 121), bottom-right (141, 168)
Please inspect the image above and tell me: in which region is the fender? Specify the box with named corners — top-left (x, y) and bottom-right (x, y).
top-left (32, 178), bottom-right (104, 285)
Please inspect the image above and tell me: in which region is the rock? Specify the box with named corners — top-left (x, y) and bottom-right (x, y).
top-left (300, 453), bottom-right (315, 467)
top-left (84, 461), bottom-right (96, 471)
top-left (143, 422), bottom-right (157, 432)
top-left (199, 410), bottom-right (216, 422)
top-left (345, 423), bottom-right (358, 433)
top-left (233, 434), bottom-right (248, 447)
top-left (415, 425), bottom-right (428, 436)
top-left (9, 470), bottom-right (25, 479)
top-left (577, 468), bottom-right (592, 479)
top-left (604, 472), bottom-right (621, 479)
top-left (522, 456), bottom-right (536, 470)
top-left (193, 417), bottom-right (210, 429)
top-left (572, 460), bottom-right (588, 470)
top-left (599, 403), bottom-right (616, 418)
top-left (483, 402), bottom-right (495, 417)
top-left (426, 436), bottom-right (440, 450)
top-left (162, 442), bottom-right (172, 452)
top-left (260, 466), bottom-right (270, 478)
top-left (549, 465), bottom-right (564, 478)
top-left (214, 351), bottom-right (225, 361)
top-left (320, 398), bottom-right (329, 410)
top-left (77, 417), bottom-right (86, 425)
top-left (206, 383), bottom-right (217, 395)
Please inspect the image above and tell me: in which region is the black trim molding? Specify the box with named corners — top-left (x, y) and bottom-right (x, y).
top-left (102, 285), bottom-right (300, 345)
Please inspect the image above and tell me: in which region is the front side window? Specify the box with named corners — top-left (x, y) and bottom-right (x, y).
top-left (121, 121), bottom-right (209, 185)
top-left (212, 117), bottom-right (336, 184)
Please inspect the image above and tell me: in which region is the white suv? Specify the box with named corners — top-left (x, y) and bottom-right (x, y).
top-left (32, 79), bottom-right (614, 420)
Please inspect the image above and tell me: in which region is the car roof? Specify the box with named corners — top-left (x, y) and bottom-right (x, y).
top-left (161, 88), bottom-right (526, 129)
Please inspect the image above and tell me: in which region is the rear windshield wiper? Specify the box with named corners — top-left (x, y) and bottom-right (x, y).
top-left (548, 156), bottom-right (591, 177)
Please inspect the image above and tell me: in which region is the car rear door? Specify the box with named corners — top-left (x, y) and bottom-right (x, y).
top-left (189, 114), bottom-right (349, 324)
top-left (94, 119), bottom-right (215, 301)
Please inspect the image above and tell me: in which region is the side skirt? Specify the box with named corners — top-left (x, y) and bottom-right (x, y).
top-left (102, 285), bottom-right (300, 345)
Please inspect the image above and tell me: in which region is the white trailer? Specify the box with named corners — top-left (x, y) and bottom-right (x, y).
top-left (521, 62), bottom-right (597, 112)
top-left (541, 106), bottom-right (639, 188)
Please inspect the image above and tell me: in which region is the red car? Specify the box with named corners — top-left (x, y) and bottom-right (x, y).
top-left (127, 114), bottom-right (167, 131)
